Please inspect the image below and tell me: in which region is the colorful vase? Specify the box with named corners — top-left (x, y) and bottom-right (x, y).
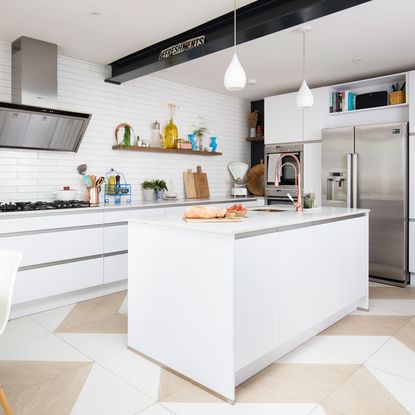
top-left (209, 136), bottom-right (218, 152)
top-left (188, 133), bottom-right (196, 150)
top-left (163, 104), bottom-right (178, 149)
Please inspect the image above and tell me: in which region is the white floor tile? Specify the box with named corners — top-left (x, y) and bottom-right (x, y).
top-left (99, 349), bottom-right (166, 400)
top-left (0, 333), bottom-right (90, 362)
top-left (368, 299), bottom-right (415, 315)
top-left (0, 317), bottom-right (49, 349)
top-left (366, 337), bottom-right (415, 382)
top-left (57, 333), bottom-right (127, 361)
top-left (71, 363), bottom-right (154, 415)
top-left (277, 341), bottom-right (355, 365)
top-left (352, 300), bottom-right (407, 316)
top-left (119, 294), bottom-right (128, 314)
top-left (137, 403), bottom-right (176, 415)
top-left (308, 335), bottom-right (389, 364)
top-left (162, 403), bottom-right (317, 415)
top-left (30, 304), bottom-right (75, 331)
top-left (366, 366), bottom-right (415, 414)
top-left (307, 405), bottom-right (326, 415)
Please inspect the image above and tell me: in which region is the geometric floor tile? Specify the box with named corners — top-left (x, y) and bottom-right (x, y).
top-left (55, 291), bottom-right (127, 334)
top-left (321, 366), bottom-right (411, 415)
top-left (30, 304), bottom-right (75, 332)
top-left (394, 316), bottom-right (415, 352)
top-left (5, 362), bottom-right (92, 415)
top-left (352, 300), bottom-right (408, 316)
top-left (0, 334), bottom-right (91, 362)
top-left (0, 317), bottom-right (49, 349)
top-left (57, 333), bottom-right (128, 361)
top-left (307, 335), bottom-right (390, 364)
top-left (235, 364), bottom-right (358, 403)
top-left (362, 299), bottom-right (415, 315)
top-left (370, 286), bottom-right (415, 299)
top-left (367, 366), bottom-right (415, 415)
top-left (119, 293), bottom-right (128, 315)
top-left (99, 350), bottom-right (185, 401)
top-left (70, 363), bottom-right (154, 415)
top-left (366, 337), bottom-right (415, 382)
top-left (320, 315), bottom-right (411, 336)
top-left (138, 403), bottom-right (176, 415)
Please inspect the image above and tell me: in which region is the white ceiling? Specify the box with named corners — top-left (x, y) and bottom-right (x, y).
top-left (0, 0), bottom-right (254, 63)
top-left (155, 0), bottom-right (415, 99)
top-left (1, 0), bottom-right (415, 100)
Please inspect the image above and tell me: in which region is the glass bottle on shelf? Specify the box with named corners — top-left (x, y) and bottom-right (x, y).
top-left (163, 103), bottom-right (178, 149)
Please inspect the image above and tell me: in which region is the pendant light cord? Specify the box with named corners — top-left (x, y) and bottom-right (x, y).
top-left (302, 30), bottom-right (306, 80)
top-left (234, 0), bottom-right (237, 49)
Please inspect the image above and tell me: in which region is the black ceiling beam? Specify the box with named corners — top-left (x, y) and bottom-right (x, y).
top-left (105, 0), bottom-right (371, 84)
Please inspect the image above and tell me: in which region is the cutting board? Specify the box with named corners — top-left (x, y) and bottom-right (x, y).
top-left (183, 217), bottom-right (242, 223)
top-left (183, 169), bottom-right (197, 198)
top-left (194, 165), bottom-right (210, 198)
top-left (247, 160), bottom-right (265, 196)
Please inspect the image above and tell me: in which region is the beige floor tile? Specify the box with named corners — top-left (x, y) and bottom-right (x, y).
top-left (160, 378), bottom-right (223, 403)
top-left (394, 316), bottom-right (415, 352)
top-left (89, 291), bottom-right (127, 310)
top-left (321, 315), bottom-right (411, 336)
top-left (321, 366), bottom-right (410, 415)
top-left (369, 286), bottom-right (415, 300)
top-left (236, 364), bottom-right (359, 403)
top-left (6, 363), bottom-right (92, 415)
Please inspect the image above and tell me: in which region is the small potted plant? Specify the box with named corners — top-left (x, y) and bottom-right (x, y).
top-left (303, 192), bottom-right (315, 209)
top-left (142, 180), bottom-right (155, 201)
top-left (153, 180), bottom-right (168, 200)
top-left (193, 125), bottom-right (209, 151)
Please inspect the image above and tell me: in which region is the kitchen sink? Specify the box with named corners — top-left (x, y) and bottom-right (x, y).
top-left (251, 208), bottom-right (289, 212)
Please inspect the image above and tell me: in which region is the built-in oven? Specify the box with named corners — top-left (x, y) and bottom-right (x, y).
top-left (265, 143), bottom-right (304, 204)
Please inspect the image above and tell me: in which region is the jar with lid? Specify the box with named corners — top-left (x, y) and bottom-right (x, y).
top-left (151, 121), bottom-right (161, 147)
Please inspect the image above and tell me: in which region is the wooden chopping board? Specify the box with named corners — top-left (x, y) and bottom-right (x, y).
top-left (247, 160), bottom-right (265, 196)
top-left (183, 169), bottom-right (197, 198)
top-left (194, 165), bottom-right (210, 198)
top-left (183, 217), bottom-right (242, 223)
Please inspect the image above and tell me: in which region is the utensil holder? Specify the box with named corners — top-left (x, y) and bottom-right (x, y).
top-left (389, 91), bottom-right (405, 105)
top-left (88, 187), bottom-right (100, 206)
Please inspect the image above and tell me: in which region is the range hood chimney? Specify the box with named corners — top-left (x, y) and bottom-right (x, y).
top-left (0, 36), bottom-right (91, 152)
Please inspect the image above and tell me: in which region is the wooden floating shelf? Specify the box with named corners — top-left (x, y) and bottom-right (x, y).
top-left (246, 136), bottom-right (264, 142)
top-left (112, 145), bottom-right (222, 156)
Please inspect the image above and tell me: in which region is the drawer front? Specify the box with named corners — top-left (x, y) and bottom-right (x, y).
top-left (104, 253), bottom-right (128, 283)
top-left (104, 224), bottom-right (128, 253)
top-left (0, 227), bottom-right (103, 267)
top-left (13, 258), bottom-right (103, 304)
top-left (0, 212), bottom-right (103, 234)
top-left (104, 207), bottom-right (165, 224)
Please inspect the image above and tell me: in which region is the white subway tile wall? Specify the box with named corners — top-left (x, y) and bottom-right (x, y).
top-left (0, 41), bottom-right (250, 202)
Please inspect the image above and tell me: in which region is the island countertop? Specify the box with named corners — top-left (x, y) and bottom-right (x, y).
top-left (129, 206), bottom-right (370, 237)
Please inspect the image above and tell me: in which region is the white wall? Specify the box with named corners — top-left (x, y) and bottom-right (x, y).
top-left (0, 41), bottom-right (250, 202)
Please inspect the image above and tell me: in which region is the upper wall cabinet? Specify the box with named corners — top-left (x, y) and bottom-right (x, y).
top-left (264, 87), bottom-right (328, 144)
top-left (409, 71), bottom-right (415, 134)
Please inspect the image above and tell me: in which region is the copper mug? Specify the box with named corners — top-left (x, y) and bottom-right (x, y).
top-left (88, 187), bottom-right (100, 207)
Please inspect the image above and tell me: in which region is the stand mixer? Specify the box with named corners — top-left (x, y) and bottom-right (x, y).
top-left (228, 162), bottom-right (249, 197)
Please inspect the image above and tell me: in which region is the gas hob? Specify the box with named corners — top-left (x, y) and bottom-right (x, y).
top-left (0, 200), bottom-right (91, 212)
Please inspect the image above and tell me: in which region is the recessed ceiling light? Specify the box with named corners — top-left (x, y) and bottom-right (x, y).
top-left (247, 78), bottom-right (257, 85)
top-left (352, 57), bottom-right (363, 63)
top-left (89, 11), bottom-right (102, 16)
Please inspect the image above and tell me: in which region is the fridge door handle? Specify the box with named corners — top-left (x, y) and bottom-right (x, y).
top-left (352, 153), bottom-right (358, 208)
top-left (347, 153), bottom-right (352, 208)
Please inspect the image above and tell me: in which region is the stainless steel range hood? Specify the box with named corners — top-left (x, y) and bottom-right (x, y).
top-left (0, 37), bottom-right (91, 152)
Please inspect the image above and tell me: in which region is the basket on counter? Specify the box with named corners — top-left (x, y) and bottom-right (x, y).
top-left (104, 183), bottom-right (131, 205)
top-left (389, 91), bottom-right (406, 105)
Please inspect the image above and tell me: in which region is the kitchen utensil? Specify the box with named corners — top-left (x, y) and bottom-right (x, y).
top-left (194, 165), bottom-right (210, 198)
top-left (83, 175), bottom-right (92, 188)
top-left (247, 160), bottom-right (265, 196)
top-left (90, 175), bottom-right (97, 187)
top-left (183, 217), bottom-right (242, 223)
top-left (53, 188), bottom-right (80, 201)
top-left (77, 164), bottom-right (87, 176)
top-left (183, 169), bottom-right (197, 198)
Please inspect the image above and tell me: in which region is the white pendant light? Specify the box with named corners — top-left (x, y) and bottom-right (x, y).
top-left (224, 0), bottom-right (246, 91)
top-left (296, 27), bottom-right (313, 108)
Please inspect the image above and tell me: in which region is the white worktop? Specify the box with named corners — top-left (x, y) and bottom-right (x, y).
top-left (0, 196), bottom-right (261, 219)
top-left (130, 206), bottom-right (369, 236)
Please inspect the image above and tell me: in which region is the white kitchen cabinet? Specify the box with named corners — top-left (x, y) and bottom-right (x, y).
top-left (104, 253), bottom-right (128, 283)
top-left (265, 92), bottom-right (303, 144)
top-left (13, 258), bottom-right (103, 304)
top-left (409, 71), bottom-right (415, 134)
top-left (265, 87), bottom-right (327, 144)
top-left (410, 135), bottom-right (415, 219)
top-left (104, 224), bottom-right (128, 253)
top-left (103, 207), bottom-right (165, 224)
top-left (0, 227), bottom-right (103, 267)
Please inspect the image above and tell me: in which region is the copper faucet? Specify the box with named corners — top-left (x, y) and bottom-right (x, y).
top-left (275, 155), bottom-right (303, 212)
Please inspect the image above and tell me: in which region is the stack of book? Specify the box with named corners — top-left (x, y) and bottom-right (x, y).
top-left (330, 91), bottom-right (357, 113)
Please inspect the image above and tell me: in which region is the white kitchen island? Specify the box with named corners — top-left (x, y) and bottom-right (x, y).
top-left (128, 207), bottom-right (369, 402)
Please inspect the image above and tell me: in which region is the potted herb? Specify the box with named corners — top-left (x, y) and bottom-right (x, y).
top-left (193, 125), bottom-right (209, 151)
top-left (142, 180), bottom-right (155, 201)
top-left (153, 180), bottom-right (168, 199)
top-left (303, 192), bottom-right (315, 209)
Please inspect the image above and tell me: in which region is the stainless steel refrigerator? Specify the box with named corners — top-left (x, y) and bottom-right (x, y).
top-left (322, 122), bottom-right (409, 285)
